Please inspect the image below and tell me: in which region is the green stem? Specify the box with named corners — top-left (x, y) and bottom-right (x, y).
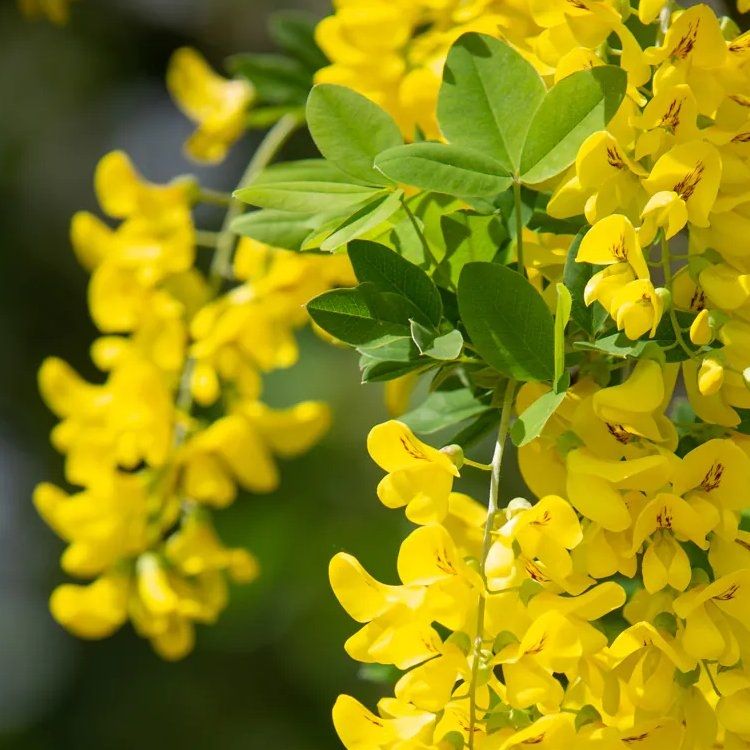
top-left (702, 660), bottom-right (723, 698)
top-left (208, 112), bottom-right (302, 294)
top-left (513, 180), bottom-right (525, 277)
top-left (660, 232), bottom-right (694, 359)
top-left (463, 458), bottom-right (493, 472)
top-left (194, 229), bottom-right (221, 248)
top-left (196, 187), bottom-right (232, 207)
top-left (468, 378), bottom-right (516, 750)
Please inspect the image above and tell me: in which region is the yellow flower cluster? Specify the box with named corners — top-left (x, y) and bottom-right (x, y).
top-left (327, 3), bottom-right (750, 749)
top-left (36, 51), bottom-right (351, 659)
top-left (332, 397), bottom-right (750, 749)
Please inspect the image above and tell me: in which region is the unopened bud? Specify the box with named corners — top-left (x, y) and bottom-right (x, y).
top-left (654, 286), bottom-right (671, 311)
top-left (690, 308), bottom-right (714, 347)
top-left (698, 356), bottom-right (724, 397)
top-left (439, 444), bottom-right (464, 469)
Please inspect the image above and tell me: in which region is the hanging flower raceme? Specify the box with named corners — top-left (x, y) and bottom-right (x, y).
top-left (36, 24), bottom-right (348, 658)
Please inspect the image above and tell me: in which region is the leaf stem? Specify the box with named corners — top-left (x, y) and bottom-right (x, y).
top-left (468, 378), bottom-right (516, 750)
top-left (208, 112), bottom-right (302, 295)
top-left (513, 180), bottom-right (525, 277)
top-left (196, 187), bottom-right (232, 207)
top-left (174, 113), bottom-right (303, 440)
top-left (660, 232), bottom-right (694, 359)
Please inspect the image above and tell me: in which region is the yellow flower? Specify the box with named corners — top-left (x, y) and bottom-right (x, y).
top-left (49, 572), bottom-right (130, 639)
top-left (167, 48), bottom-right (255, 163)
top-left (332, 694), bottom-right (434, 749)
top-left (610, 278), bottom-right (665, 340)
top-left (367, 421), bottom-right (460, 523)
top-left (642, 141), bottom-right (723, 229)
top-left (549, 133), bottom-right (646, 225)
top-left (577, 214), bottom-right (649, 280)
top-left (630, 493), bottom-right (711, 592)
top-left (698, 355), bottom-right (725, 397)
top-left (673, 438), bottom-right (750, 512)
top-left (179, 400), bottom-right (330, 505)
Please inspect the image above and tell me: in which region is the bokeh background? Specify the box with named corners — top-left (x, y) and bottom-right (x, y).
top-left (0, 0), bottom-right (741, 748)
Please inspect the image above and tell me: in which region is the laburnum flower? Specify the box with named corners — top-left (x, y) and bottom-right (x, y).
top-left (367, 421), bottom-right (460, 523)
top-left (642, 140), bottom-right (722, 234)
top-left (549, 131), bottom-right (647, 225)
top-left (178, 400), bottom-right (331, 506)
top-left (167, 48), bottom-right (255, 164)
top-left (39, 357), bottom-right (174, 488)
top-left (645, 4), bottom-right (728, 116)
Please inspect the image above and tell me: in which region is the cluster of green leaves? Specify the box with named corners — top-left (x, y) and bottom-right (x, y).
top-left (233, 31), bottom-right (637, 445)
top-left (228, 11), bottom-right (328, 128)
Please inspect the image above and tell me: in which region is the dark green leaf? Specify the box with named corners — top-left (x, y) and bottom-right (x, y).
top-left (438, 33), bottom-right (545, 173)
top-left (563, 230), bottom-right (594, 335)
top-left (510, 389), bottom-right (566, 447)
top-left (359, 335), bottom-right (419, 363)
top-left (360, 358), bottom-right (425, 383)
top-left (458, 262), bottom-right (555, 382)
top-left (375, 142), bottom-right (511, 198)
top-left (437, 212), bottom-right (507, 288)
top-left (349, 240), bottom-right (442, 326)
top-left (401, 388), bottom-right (491, 434)
top-left (307, 84), bottom-right (403, 186)
top-left (307, 284), bottom-right (411, 345)
top-left (520, 66), bottom-right (627, 184)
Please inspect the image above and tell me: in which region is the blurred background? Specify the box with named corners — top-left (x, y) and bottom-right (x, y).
top-left (0, 0), bottom-right (739, 748)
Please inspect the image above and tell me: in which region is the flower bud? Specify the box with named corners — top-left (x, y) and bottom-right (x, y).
top-left (690, 308), bottom-right (714, 346)
top-left (439, 444), bottom-right (464, 469)
top-left (654, 286), bottom-right (671, 311)
top-left (698, 356), bottom-right (724, 397)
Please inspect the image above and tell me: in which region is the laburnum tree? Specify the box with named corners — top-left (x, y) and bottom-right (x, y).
top-left (28, 0), bottom-right (750, 748)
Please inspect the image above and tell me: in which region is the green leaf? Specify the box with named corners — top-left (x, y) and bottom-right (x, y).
top-left (235, 181), bottom-right (384, 213)
top-left (320, 190), bottom-right (404, 252)
top-left (360, 358), bottom-right (424, 383)
top-left (401, 388), bottom-right (491, 434)
top-left (555, 283), bottom-right (572, 392)
top-left (306, 285), bottom-right (411, 346)
top-left (374, 142), bottom-right (511, 198)
top-left (574, 334), bottom-right (680, 362)
top-left (510, 389), bottom-right (566, 447)
top-left (359, 335), bottom-right (419, 363)
top-left (251, 159), bottom-right (356, 185)
top-left (438, 32), bottom-right (545, 173)
top-left (307, 84), bottom-right (404, 186)
top-left (437, 212), bottom-right (507, 288)
top-left (268, 12), bottom-right (328, 72)
top-left (349, 240), bottom-right (442, 326)
top-left (228, 53), bottom-right (311, 105)
top-left (458, 262), bottom-right (555, 382)
top-left (231, 210), bottom-right (319, 251)
top-left (520, 66), bottom-right (627, 184)
top-left (410, 321), bottom-right (464, 360)
top-left (563, 230), bottom-right (594, 335)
